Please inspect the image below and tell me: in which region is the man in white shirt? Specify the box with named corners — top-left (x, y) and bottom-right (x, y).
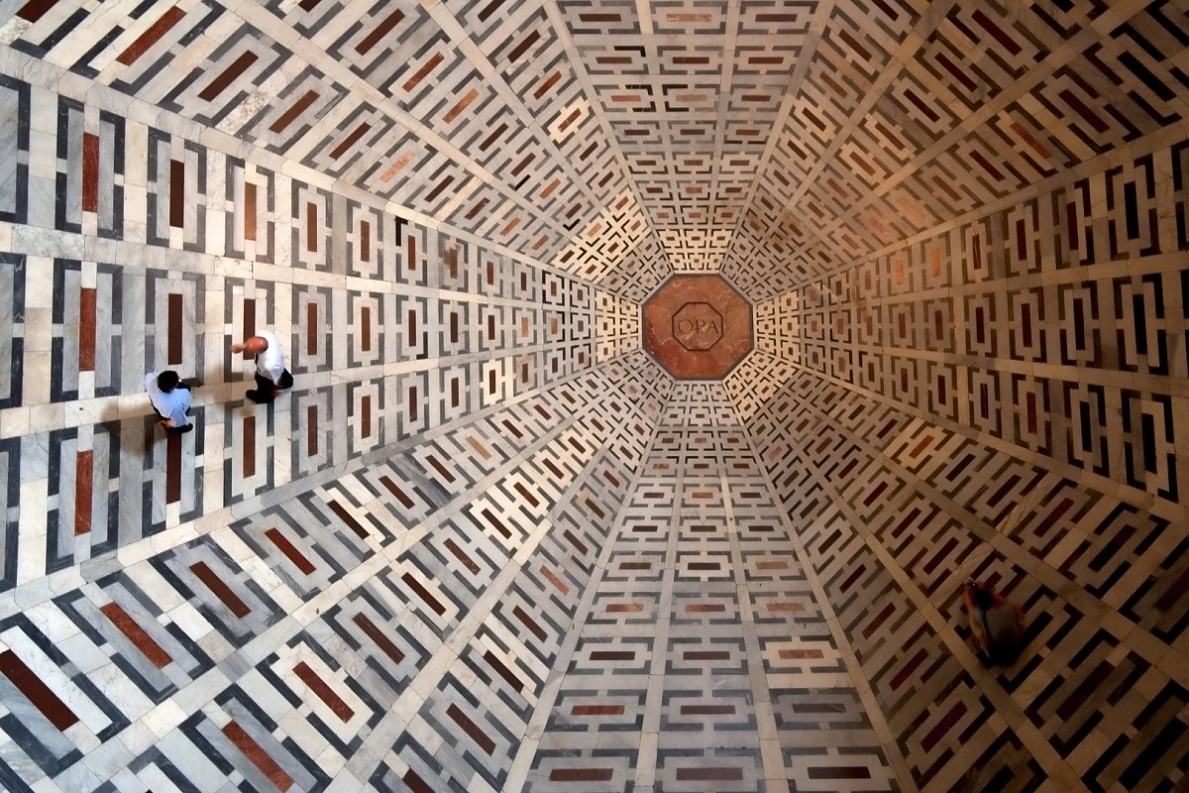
top-left (230, 329), bottom-right (293, 404)
top-left (144, 370), bottom-right (194, 433)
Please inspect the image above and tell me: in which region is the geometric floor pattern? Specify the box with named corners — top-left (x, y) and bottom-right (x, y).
top-left (0, 1), bottom-right (1186, 792)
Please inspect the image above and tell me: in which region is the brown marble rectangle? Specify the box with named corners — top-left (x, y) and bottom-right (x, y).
top-left (243, 182), bottom-right (257, 241)
top-left (167, 293), bottom-right (183, 365)
top-left (675, 767), bottom-right (744, 781)
top-left (198, 51), bottom-right (257, 102)
top-left (378, 478), bottom-right (412, 511)
top-left (483, 650), bottom-right (524, 692)
top-left (403, 770), bottom-right (434, 793)
top-left (165, 429), bottom-right (182, 503)
top-left (0, 650), bottom-right (79, 730)
top-left (570, 704), bottom-right (624, 716)
top-left (329, 122), bottom-right (370, 160)
top-left (270, 89), bottom-right (319, 134)
top-left (402, 573), bottom-right (445, 615)
top-left (403, 53), bottom-right (443, 92)
top-left (549, 769), bottom-right (613, 782)
top-left (447, 704), bottom-right (495, 754)
top-left (74, 451), bottom-right (92, 536)
top-left (356, 9), bottom-right (404, 54)
top-left (265, 527), bottom-right (313, 574)
top-left (17, 0), bottom-right (55, 22)
top-left (169, 159), bottom-right (184, 227)
top-left (222, 720), bottom-right (294, 791)
top-left (100, 602), bottom-right (172, 668)
top-left (306, 302), bottom-right (318, 355)
top-left (82, 132), bottom-right (99, 212)
top-left (360, 306), bottom-right (371, 352)
top-left (328, 500), bottom-right (369, 539)
top-left (117, 6), bottom-right (185, 65)
top-left (307, 405), bottom-right (318, 456)
top-left (242, 298), bottom-right (255, 359)
top-left (306, 202), bottom-right (318, 252)
top-left (242, 416), bottom-right (256, 478)
top-left (807, 766), bottom-right (873, 780)
top-left (359, 219), bottom-right (370, 261)
top-left (190, 561), bottom-right (250, 618)
top-left (352, 613), bottom-right (405, 664)
top-left (78, 287), bottom-right (96, 372)
top-left (293, 661), bottom-right (355, 722)
top-left (361, 395), bottom-right (371, 439)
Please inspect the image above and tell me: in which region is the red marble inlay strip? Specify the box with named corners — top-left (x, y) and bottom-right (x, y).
top-left (189, 561), bottom-right (251, 618)
top-left (78, 287), bottom-right (97, 372)
top-left (359, 219), bottom-right (370, 261)
top-left (360, 306), bottom-right (371, 352)
top-left (242, 298), bottom-right (256, 359)
top-left (100, 602), bottom-right (172, 668)
top-left (329, 122), bottom-right (370, 160)
top-left (293, 661), bottom-right (354, 722)
top-left (298, 0), bottom-right (320, 10)
top-left (921, 701), bottom-right (967, 752)
top-left (243, 415), bottom-right (256, 478)
top-left (448, 704), bottom-right (495, 754)
top-left (327, 500), bottom-right (369, 539)
top-left (306, 202), bottom-right (318, 252)
top-left (402, 573), bottom-right (445, 615)
top-left (483, 650), bottom-right (524, 692)
top-left (222, 720), bottom-right (294, 791)
top-left (265, 528), bottom-right (315, 574)
top-left (513, 605), bottom-right (547, 641)
top-left (403, 769), bottom-right (434, 793)
top-left (443, 538), bottom-right (480, 574)
top-left (169, 160), bottom-right (185, 228)
top-left (82, 132), bottom-right (100, 212)
top-left (403, 53), bottom-right (444, 92)
top-left (243, 182), bottom-right (257, 241)
top-left (307, 405), bottom-right (318, 457)
top-left (571, 704), bottom-right (623, 716)
top-left (269, 89), bottom-right (319, 134)
top-left (17, 0), bottom-right (56, 22)
top-left (356, 9), bottom-right (404, 55)
top-left (0, 650), bottom-right (79, 731)
top-left (676, 767), bottom-right (743, 781)
top-left (380, 476), bottom-right (415, 509)
top-left (352, 613), bottom-right (405, 664)
top-left (198, 51), bottom-right (258, 102)
top-left (165, 429), bottom-right (182, 503)
top-left (74, 450), bottom-right (93, 536)
top-left (117, 6), bottom-right (185, 65)
top-left (361, 395), bottom-right (371, 439)
top-left (306, 302), bottom-right (318, 355)
top-left (443, 89), bottom-right (478, 123)
top-left (550, 769), bottom-right (613, 782)
top-left (167, 293), bottom-right (183, 365)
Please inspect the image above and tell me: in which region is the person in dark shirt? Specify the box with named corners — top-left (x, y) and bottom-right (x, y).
top-left (963, 580), bottom-right (1026, 666)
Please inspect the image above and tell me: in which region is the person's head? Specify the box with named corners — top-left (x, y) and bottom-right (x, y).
top-left (156, 370), bottom-right (180, 392)
top-left (243, 336), bottom-right (269, 355)
top-left (969, 582), bottom-right (996, 610)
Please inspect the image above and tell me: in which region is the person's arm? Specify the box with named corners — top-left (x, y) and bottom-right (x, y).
top-left (229, 336), bottom-right (267, 354)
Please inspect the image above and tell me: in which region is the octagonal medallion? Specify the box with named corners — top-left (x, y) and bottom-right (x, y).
top-left (642, 274), bottom-right (753, 379)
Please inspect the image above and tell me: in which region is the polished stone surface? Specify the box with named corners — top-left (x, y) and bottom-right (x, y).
top-left (642, 275), bottom-right (753, 379)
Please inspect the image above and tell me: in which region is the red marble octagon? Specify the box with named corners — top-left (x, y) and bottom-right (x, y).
top-left (642, 275), bottom-right (753, 379)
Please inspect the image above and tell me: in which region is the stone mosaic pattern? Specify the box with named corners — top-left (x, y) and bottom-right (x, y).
top-left (0, 0), bottom-right (673, 291)
top-left (0, 354), bottom-right (668, 791)
top-left (718, 0), bottom-right (1189, 300)
top-left (731, 352), bottom-right (1189, 793)
top-left (0, 1), bottom-right (1185, 792)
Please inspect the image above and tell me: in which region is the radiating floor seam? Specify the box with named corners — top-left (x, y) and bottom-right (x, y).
top-left (502, 389), bottom-right (673, 791)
